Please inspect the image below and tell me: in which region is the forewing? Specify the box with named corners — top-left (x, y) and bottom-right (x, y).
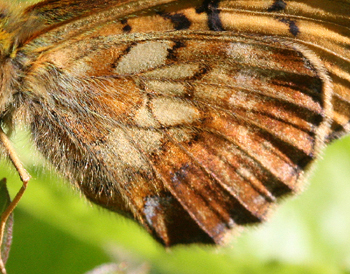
top-left (210, 0), bottom-right (350, 140)
top-left (24, 0), bottom-right (350, 140)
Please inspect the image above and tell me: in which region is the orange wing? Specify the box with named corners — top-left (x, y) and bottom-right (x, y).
top-left (24, 0), bottom-right (350, 140)
top-left (0, 0), bottom-right (348, 246)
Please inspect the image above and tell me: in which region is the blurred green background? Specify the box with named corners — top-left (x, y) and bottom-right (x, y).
top-left (2, 0), bottom-right (350, 273)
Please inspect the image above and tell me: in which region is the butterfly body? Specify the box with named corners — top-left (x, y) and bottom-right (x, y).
top-left (0, 0), bottom-right (349, 246)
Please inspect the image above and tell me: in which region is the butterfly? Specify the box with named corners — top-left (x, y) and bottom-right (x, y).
top-left (0, 0), bottom-right (349, 251)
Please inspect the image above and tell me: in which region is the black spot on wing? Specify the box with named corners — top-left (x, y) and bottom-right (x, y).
top-left (120, 19), bottom-right (132, 33)
top-left (122, 24), bottom-right (132, 33)
top-left (267, 0), bottom-right (287, 12)
top-left (191, 65), bottom-right (210, 80)
top-left (169, 13), bottom-right (192, 30)
top-left (157, 11), bottom-right (191, 30)
top-left (196, 0), bottom-right (224, 31)
top-left (279, 18), bottom-right (300, 36)
top-left (167, 40), bottom-right (186, 60)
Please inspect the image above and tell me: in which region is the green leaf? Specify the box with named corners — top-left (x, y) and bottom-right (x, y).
top-left (0, 178), bottom-right (13, 265)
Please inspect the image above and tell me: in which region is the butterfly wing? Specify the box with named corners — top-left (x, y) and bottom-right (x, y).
top-left (6, 0), bottom-right (347, 245)
top-left (25, 0), bottom-right (350, 140)
top-left (208, 0), bottom-right (350, 141)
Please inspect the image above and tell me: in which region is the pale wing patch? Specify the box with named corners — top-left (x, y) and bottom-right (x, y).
top-left (151, 98), bottom-right (200, 126)
top-left (227, 42), bottom-right (259, 62)
top-left (227, 42), bottom-right (275, 69)
top-left (106, 127), bottom-right (162, 170)
top-left (229, 90), bottom-right (257, 111)
top-left (235, 125), bottom-right (251, 144)
top-left (115, 41), bottom-right (171, 74)
top-left (235, 70), bottom-right (257, 82)
top-left (167, 127), bottom-right (196, 143)
top-left (144, 197), bottom-right (161, 227)
top-left (145, 80), bottom-right (186, 96)
top-left (130, 128), bottom-right (163, 155)
top-left (107, 128), bottom-right (147, 169)
top-left (142, 63), bottom-right (202, 79)
top-left (133, 96), bottom-right (159, 127)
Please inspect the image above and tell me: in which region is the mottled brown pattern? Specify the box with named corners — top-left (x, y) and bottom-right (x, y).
top-left (0, 0), bottom-right (348, 247)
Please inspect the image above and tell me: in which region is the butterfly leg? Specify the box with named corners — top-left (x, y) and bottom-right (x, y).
top-left (0, 127), bottom-right (30, 272)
